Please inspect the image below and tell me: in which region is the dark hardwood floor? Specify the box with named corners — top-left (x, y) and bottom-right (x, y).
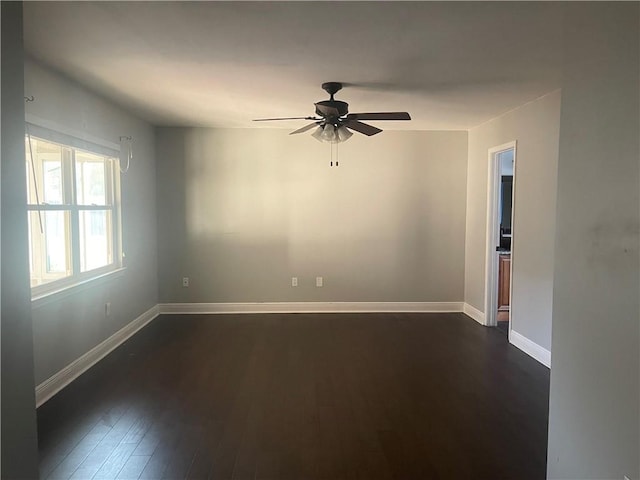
top-left (37, 313), bottom-right (550, 479)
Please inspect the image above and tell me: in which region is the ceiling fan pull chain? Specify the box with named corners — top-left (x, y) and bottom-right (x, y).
top-left (329, 141), bottom-right (333, 167)
top-left (331, 141), bottom-right (339, 167)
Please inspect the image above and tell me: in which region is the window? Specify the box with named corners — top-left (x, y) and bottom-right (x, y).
top-left (25, 132), bottom-right (122, 296)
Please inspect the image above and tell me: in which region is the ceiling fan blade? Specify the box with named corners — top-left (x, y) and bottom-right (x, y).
top-left (253, 116), bottom-right (318, 122)
top-left (314, 103), bottom-right (340, 117)
top-left (346, 112), bottom-right (411, 121)
top-left (343, 120), bottom-right (382, 136)
top-left (289, 122), bottom-right (321, 135)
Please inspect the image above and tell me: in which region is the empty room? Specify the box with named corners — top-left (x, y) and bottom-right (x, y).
top-left (1, 2), bottom-right (638, 480)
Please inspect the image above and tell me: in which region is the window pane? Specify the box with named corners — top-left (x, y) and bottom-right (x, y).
top-left (25, 137), bottom-right (64, 205)
top-left (28, 210), bottom-right (71, 287)
top-left (76, 151), bottom-right (107, 205)
top-left (79, 210), bottom-right (112, 272)
top-left (25, 132), bottom-right (121, 294)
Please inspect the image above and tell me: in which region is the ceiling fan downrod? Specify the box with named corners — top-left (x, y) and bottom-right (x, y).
top-left (321, 82), bottom-right (343, 101)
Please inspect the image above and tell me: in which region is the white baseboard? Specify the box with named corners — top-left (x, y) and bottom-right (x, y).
top-left (462, 302), bottom-right (486, 325)
top-left (35, 304), bottom-right (160, 407)
top-left (509, 329), bottom-right (551, 368)
top-left (158, 301), bottom-right (464, 315)
top-left (35, 301), bottom-right (519, 407)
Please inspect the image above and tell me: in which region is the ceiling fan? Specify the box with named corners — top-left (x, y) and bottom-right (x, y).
top-left (253, 82), bottom-right (411, 143)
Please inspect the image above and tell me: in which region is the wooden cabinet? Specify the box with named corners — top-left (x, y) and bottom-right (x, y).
top-left (497, 254), bottom-right (511, 322)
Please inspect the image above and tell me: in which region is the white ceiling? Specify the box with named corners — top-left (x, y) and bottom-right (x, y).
top-left (23, 2), bottom-right (564, 131)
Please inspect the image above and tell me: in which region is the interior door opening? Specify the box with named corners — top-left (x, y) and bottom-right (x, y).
top-left (485, 142), bottom-right (516, 331)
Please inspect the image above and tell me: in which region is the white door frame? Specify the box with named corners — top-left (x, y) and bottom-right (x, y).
top-left (484, 141), bottom-right (517, 327)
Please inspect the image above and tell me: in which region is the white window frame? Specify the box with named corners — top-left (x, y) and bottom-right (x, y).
top-left (25, 126), bottom-right (123, 299)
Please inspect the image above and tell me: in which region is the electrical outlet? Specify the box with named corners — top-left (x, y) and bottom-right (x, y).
top-left (182, 277), bottom-right (190, 287)
top-left (291, 277), bottom-right (298, 287)
top-left (316, 276), bottom-right (323, 287)
top-left (105, 302), bottom-right (111, 317)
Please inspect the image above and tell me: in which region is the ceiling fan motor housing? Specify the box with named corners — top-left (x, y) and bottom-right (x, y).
top-left (315, 100), bottom-right (349, 119)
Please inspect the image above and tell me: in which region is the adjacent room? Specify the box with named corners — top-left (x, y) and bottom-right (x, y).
top-left (1, 2), bottom-right (638, 480)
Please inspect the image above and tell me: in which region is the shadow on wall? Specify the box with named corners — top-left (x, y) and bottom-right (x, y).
top-left (156, 127), bottom-right (468, 304)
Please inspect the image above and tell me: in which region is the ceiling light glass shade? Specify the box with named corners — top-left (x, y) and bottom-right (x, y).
top-left (311, 125), bottom-right (324, 142)
top-left (311, 123), bottom-right (353, 143)
top-left (337, 126), bottom-right (353, 142)
top-left (321, 124), bottom-right (336, 142)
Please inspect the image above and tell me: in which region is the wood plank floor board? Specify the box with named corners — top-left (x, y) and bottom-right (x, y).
top-left (115, 455), bottom-right (151, 480)
top-left (38, 313), bottom-right (550, 479)
top-left (91, 441), bottom-right (139, 479)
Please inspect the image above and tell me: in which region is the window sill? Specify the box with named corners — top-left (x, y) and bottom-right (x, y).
top-left (31, 267), bottom-right (127, 309)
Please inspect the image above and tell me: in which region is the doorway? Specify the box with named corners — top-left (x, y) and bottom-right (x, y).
top-left (484, 142), bottom-right (516, 331)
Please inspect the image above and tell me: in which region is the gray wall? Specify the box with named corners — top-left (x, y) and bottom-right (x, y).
top-left (24, 60), bottom-right (159, 385)
top-left (547, 3), bottom-right (639, 479)
top-left (464, 91), bottom-right (561, 352)
top-left (157, 128), bottom-right (468, 303)
top-left (1, 2), bottom-right (40, 477)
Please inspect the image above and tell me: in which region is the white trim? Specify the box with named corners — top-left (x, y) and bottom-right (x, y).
top-left (34, 302), bottom-right (544, 407)
top-left (463, 303), bottom-right (486, 325)
top-left (484, 145), bottom-right (501, 327)
top-left (158, 302), bottom-right (464, 315)
top-left (31, 267), bottom-right (126, 308)
top-left (507, 148), bottom-right (518, 340)
top-left (484, 141), bottom-right (517, 328)
top-left (509, 329), bottom-right (551, 368)
top-left (35, 304), bottom-right (160, 407)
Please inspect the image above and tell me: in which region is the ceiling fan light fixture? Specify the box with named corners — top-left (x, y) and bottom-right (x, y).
top-left (337, 125), bottom-right (353, 142)
top-left (311, 125), bottom-right (324, 142)
top-left (321, 124), bottom-right (336, 142)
